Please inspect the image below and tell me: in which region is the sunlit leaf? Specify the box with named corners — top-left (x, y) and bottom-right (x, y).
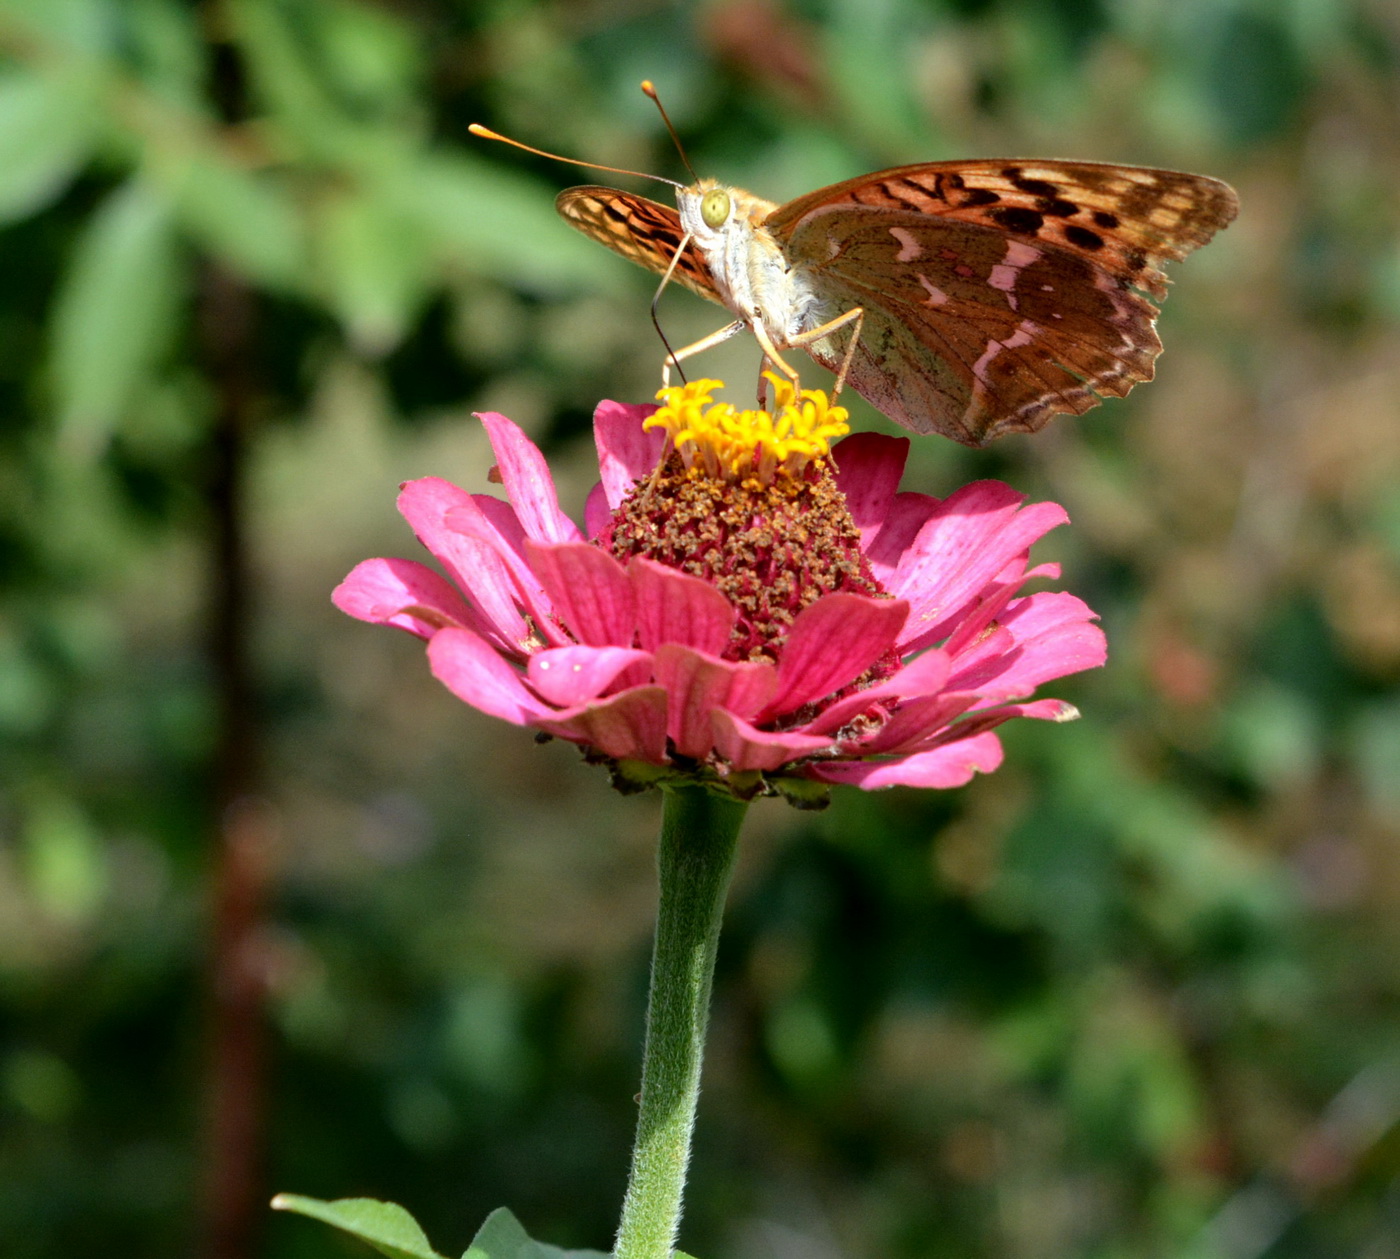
top-left (163, 148), bottom-right (308, 291)
top-left (315, 187), bottom-right (430, 354)
top-left (50, 178), bottom-right (183, 452)
top-left (0, 68), bottom-right (99, 224)
top-left (272, 1194), bottom-right (446, 1259)
top-left (462, 1207), bottom-right (617, 1259)
top-left (398, 154), bottom-right (624, 295)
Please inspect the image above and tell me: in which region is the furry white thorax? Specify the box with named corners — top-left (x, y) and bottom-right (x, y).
top-left (675, 181), bottom-right (828, 347)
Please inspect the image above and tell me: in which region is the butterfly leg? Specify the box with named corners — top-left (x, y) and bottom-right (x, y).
top-left (784, 306), bottom-right (865, 402)
top-left (659, 320), bottom-right (746, 386)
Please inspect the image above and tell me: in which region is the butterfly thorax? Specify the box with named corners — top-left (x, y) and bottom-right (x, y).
top-left (676, 180), bottom-right (824, 345)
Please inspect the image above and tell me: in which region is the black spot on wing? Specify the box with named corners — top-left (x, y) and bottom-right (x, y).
top-left (990, 206), bottom-right (1045, 234)
top-left (1063, 224), bottom-right (1105, 250)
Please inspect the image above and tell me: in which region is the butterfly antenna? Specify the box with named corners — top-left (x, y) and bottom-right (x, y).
top-left (468, 123), bottom-right (684, 190)
top-left (640, 81), bottom-right (699, 183)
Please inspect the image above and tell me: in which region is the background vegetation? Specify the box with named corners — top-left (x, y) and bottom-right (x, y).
top-left (2, 1), bottom-right (1398, 1257)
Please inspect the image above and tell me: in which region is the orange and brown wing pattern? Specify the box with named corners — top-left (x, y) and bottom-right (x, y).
top-left (555, 186), bottom-right (723, 305)
top-left (774, 160), bottom-right (1237, 443)
top-left (769, 159), bottom-right (1238, 301)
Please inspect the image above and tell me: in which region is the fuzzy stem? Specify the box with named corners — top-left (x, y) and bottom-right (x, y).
top-left (614, 786), bottom-right (748, 1259)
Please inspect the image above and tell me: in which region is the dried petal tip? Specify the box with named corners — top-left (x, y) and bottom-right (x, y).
top-left (645, 375), bottom-right (851, 485)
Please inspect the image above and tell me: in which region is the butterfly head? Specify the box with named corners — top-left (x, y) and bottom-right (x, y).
top-left (676, 180), bottom-right (773, 249)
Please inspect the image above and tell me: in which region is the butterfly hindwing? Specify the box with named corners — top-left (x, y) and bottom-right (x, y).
top-left (784, 209), bottom-right (1162, 441)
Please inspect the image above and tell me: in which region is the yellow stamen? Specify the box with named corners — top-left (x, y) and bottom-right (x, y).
top-left (644, 375), bottom-right (850, 484)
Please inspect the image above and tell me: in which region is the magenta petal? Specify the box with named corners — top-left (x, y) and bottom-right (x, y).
top-left (888, 483), bottom-right (1069, 642)
top-left (762, 593), bottom-right (909, 719)
top-left (594, 399), bottom-right (666, 510)
top-left (652, 645), bottom-right (777, 758)
top-left (476, 412), bottom-right (581, 544)
top-left (862, 490), bottom-right (942, 581)
top-left (536, 685), bottom-right (670, 763)
top-left (812, 731), bottom-right (1005, 789)
top-left (948, 592), bottom-right (1106, 699)
top-left (631, 559), bottom-right (737, 655)
top-left (333, 557), bottom-right (476, 639)
top-left (528, 645), bottom-right (653, 707)
top-left (832, 432), bottom-right (908, 548)
top-left (583, 482), bottom-right (611, 539)
top-left (858, 696), bottom-right (978, 756)
top-left (709, 709), bottom-right (834, 773)
top-left (398, 478), bottom-right (532, 652)
top-left (427, 628), bottom-right (552, 725)
top-left (806, 648), bottom-right (953, 736)
top-left (525, 540), bottom-right (636, 646)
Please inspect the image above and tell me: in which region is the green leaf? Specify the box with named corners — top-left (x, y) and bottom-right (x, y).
top-left (397, 154), bottom-right (623, 295)
top-left (0, 68), bottom-right (99, 224)
top-left (315, 187), bottom-right (430, 354)
top-left (163, 149), bottom-right (308, 292)
top-left (462, 1208), bottom-right (610, 1259)
top-left (50, 178), bottom-right (183, 453)
top-left (271, 1194), bottom-right (447, 1259)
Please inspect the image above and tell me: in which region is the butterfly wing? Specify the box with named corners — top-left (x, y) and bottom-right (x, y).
top-left (556, 186), bottom-right (725, 305)
top-left (768, 160), bottom-right (1238, 443)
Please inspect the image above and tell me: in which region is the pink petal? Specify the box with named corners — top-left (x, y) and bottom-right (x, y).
top-left (861, 490), bottom-right (942, 581)
top-left (804, 648), bottom-right (953, 736)
top-left (427, 627), bottom-right (552, 725)
top-left (761, 593), bottom-right (909, 720)
top-left (525, 540), bottom-right (636, 646)
top-left (947, 592), bottom-right (1106, 700)
top-left (528, 645), bottom-right (653, 707)
top-left (398, 478), bottom-right (532, 652)
top-left (476, 411), bottom-right (581, 544)
top-left (709, 709), bottom-right (834, 773)
top-left (832, 432), bottom-right (908, 549)
top-left (333, 557), bottom-right (476, 639)
top-left (594, 399), bottom-right (666, 510)
top-left (630, 559), bottom-right (736, 655)
top-left (652, 645), bottom-right (777, 758)
top-left (536, 685), bottom-right (670, 763)
top-left (584, 481), bottom-right (611, 539)
top-left (888, 483), bottom-right (1069, 645)
top-left (811, 732), bottom-right (1005, 789)
top-left (443, 493), bottom-right (566, 648)
top-left (845, 694), bottom-right (976, 756)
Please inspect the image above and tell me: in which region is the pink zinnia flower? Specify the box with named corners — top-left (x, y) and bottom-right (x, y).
top-left (334, 379), bottom-right (1105, 805)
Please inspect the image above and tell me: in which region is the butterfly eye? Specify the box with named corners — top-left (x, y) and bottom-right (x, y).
top-left (700, 189), bottom-right (731, 229)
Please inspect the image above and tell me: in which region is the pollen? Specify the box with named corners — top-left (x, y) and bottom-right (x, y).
top-left (644, 375), bottom-right (851, 485)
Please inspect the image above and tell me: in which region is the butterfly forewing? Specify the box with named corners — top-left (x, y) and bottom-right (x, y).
top-left (556, 186), bottom-right (722, 304)
top-left (768, 159), bottom-right (1238, 300)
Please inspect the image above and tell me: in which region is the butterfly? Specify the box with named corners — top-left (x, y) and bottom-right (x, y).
top-left (556, 159), bottom-right (1238, 445)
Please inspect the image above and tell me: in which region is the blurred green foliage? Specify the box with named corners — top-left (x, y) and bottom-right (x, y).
top-left (1, 0), bottom-right (1399, 1257)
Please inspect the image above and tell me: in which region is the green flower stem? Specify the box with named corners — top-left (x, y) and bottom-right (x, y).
top-left (614, 785), bottom-right (748, 1259)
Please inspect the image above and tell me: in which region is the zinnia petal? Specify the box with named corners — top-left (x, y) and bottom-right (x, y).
top-left (631, 559), bottom-right (736, 656)
top-left (525, 540), bottom-right (636, 647)
top-left (652, 645), bottom-right (777, 758)
top-left (427, 627), bottom-right (552, 725)
top-left (528, 646), bottom-right (653, 707)
top-left (594, 399), bottom-right (667, 509)
top-left (333, 557), bottom-right (476, 639)
top-left (761, 592), bottom-right (909, 720)
top-left (811, 731), bottom-right (1005, 789)
top-left (477, 411), bottom-right (581, 544)
top-left (535, 686), bottom-right (670, 762)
